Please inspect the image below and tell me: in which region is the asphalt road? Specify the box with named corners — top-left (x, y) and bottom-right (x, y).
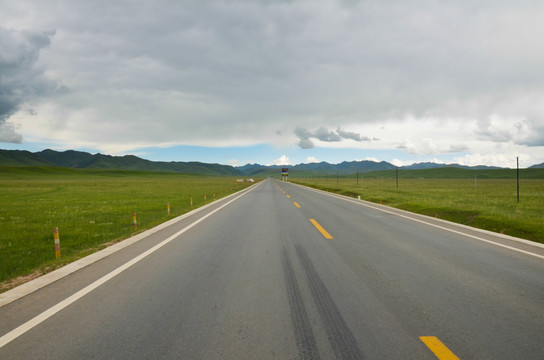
top-left (1, 178), bottom-right (543, 359)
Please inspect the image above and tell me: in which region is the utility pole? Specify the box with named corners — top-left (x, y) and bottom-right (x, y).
top-left (517, 157), bottom-right (520, 202)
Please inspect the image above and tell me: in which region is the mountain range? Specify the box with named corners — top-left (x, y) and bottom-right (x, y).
top-left (1, 149), bottom-right (543, 177)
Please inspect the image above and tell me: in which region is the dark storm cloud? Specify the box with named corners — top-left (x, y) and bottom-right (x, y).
top-left (0, 27), bottom-right (59, 143)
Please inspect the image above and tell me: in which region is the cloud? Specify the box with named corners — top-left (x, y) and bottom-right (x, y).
top-left (226, 159), bottom-right (239, 167)
top-left (1, 0), bottom-right (544, 165)
top-left (454, 153), bottom-right (528, 168)
top-left (294, 127), bottom-right (315, 149)
top-left (390, 159), bottom-right (406, 167)
top-left (0, 27), bottom-right (59, 143)
top-left (336, 128), bottom-right (371, 142)
top-left (314, 127), bottom-right (341, 142)
top-left (397, 137), bottom-right (469, 155)
top-left (515, 119), bottom-right (544, 146)
top-left (306, 156), bottom-right (319, 163)
top-left (271, 155), bottom-right (290, 166)
top-left (294, 126), bottom-right (371, 149)
top-left (476, 118), bottom-right (513, 142)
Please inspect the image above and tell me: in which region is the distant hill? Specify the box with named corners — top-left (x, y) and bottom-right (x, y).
top-left (2, 148), bottom-right (543, 178)
top-left (0, 149), bottom-right (242, 176)
top-left (402, 162), bottom-right (501, 170)
top-left (236, 160), bottom-right (508, 177)
top-left (0, 150), bottom-right (54, 167)
top-left (237, 160), bottom-right (396, 177)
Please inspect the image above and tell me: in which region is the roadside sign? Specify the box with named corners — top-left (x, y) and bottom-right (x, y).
top-left (282, 168), bottom-right (288, 181)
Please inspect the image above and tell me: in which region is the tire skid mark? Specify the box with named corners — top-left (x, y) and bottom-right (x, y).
top-left (295, 245), bottom-right (364, 360)
top-left (282, 248), bottom-right (321, 360)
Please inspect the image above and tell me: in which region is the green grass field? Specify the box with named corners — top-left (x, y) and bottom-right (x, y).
top-left (291, 175), bottom-right (544, 244)
top-left (0, 167), bottom-right (255, 290)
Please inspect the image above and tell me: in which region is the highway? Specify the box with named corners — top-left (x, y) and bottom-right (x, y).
top-left (1, 178), bottom-right (543, 359)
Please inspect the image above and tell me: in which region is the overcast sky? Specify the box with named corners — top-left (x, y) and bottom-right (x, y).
top-left (1, 0), bottom-right (543, 167)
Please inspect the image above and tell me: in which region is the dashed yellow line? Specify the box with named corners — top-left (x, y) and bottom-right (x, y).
top-left (420, 337), bottom-right (460, 360)
top-left (293, 202), bottom-right (301, 208)
top-left (309, 219), bottom-right (333, 239)
top-left (286, 194), bottom-right (291, 199)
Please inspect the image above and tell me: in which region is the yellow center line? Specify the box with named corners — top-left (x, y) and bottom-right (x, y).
top-left (309, 219), bottom-right (334, 239)
top-left (293, 202), bottom-right (301, 208)
top-left (286, 194), bottom-right (291, 198)
top-left (420, 337), bottom-right (461, 360)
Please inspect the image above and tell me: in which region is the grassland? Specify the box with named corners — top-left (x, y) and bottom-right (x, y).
top-left (0, 166), bottom-right (255, 290)
top-left (291, 171), bottom-right (544, 244)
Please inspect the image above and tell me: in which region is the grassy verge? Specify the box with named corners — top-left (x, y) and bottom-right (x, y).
top-left (291, 177), bottom-right (544, 244)
top-left (0, 167), bottom-right (256, 291)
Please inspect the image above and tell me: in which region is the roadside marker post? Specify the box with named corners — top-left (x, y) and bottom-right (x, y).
top-left (167, 203), bottom-right (170, 215)
top-left (54, 227), bottom-right (61, 259)
top-left (133, 213), bottom-right (137, 230)
top-left (190, 197), bottom-right (193, 207)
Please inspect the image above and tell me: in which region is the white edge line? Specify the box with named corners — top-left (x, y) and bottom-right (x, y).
top-left (0, 182), bottom-right (260, 308)
top-left (290, 182), bottom-right (544, 260)
top-left (0, 181), bottom-right (260, 348)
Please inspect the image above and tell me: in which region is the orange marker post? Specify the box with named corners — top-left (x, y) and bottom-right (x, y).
top-left (190, 197), bottom-right (193, 207)
top-left (54, 227), bottom-right (61, 258)
top-left (167, 203), bottom-right (171, 216)
top-left (133, 213), bottom-right (137, 230)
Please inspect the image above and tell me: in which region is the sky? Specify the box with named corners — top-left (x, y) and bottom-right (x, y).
top-left (1, 0), bottom-right (544, 168)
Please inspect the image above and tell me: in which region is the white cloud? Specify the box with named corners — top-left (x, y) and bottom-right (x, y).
top-left (306, 156), bottom-right (319, 163)
top-left (226, 159), bottom-right (239, 167)
top-left (271, 155), bottom-right (290, 166)
top-left (390, 159), bottom-right (406, 167)
top-left (454, 153), bottom-right (530, 168)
